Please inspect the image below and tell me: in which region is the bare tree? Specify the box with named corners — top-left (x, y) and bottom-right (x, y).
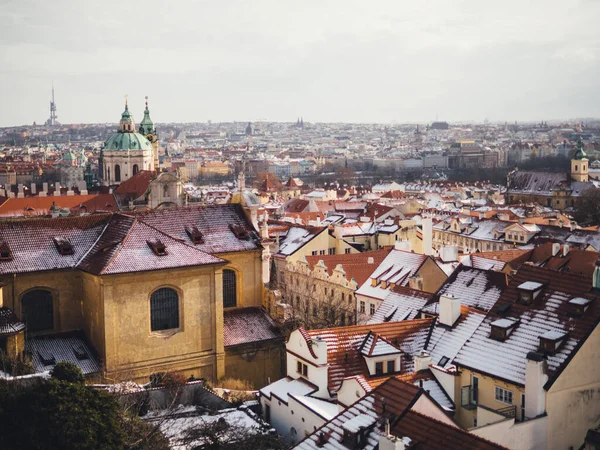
top-left (178, 416), bottom-right (290, 450)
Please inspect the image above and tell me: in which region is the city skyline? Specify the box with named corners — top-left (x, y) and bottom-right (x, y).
top-left (1, 0), bottom-right (599, 127)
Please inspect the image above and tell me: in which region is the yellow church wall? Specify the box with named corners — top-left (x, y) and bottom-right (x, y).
top-left (2, 270), bottom-right (84, 334)
top-left (99, 265), bottom-right (223, 383)
top-left (216, 249), bottom-right (263, 308)
top-left (80, 271), bottom-right (106, 365)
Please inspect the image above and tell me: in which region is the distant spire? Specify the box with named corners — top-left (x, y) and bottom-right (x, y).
top-left (125, 94), bottom-right (129, 108)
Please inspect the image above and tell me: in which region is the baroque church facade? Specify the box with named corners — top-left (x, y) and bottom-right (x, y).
top-left (100, 98), bottom-right (160, 186)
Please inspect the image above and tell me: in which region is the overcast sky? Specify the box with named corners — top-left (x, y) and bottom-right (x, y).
top-left (1, 0), bottom-right (599, 126)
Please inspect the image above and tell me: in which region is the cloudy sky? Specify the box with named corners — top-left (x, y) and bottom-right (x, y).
top-left (1, 0), bottom-right (599, 126)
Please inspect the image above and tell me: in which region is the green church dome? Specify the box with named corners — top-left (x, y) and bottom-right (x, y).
top-left (103, 132), bottom-right (152, 151)
top-left (573, 137), bottom-right (587, 160)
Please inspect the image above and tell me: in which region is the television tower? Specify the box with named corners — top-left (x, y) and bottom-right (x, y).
top-left (45, 83), bottom-right (59, 127)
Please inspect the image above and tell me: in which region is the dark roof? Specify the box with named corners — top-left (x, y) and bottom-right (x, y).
top-left (128, 204), bottom-right (261, 254)
top-left (295, 376), bottom-right (506, 450)
top-left (0, 307), bottom-right (25, 336)
top-left (223, 307), bottom-right (282, 347)
top-left (508, 171), bottom-right (567, 196)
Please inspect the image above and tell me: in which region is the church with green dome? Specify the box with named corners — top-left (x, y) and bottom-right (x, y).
top-left (101, 98), bottom-right (159, 185)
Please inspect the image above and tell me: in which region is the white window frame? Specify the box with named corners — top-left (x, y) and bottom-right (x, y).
top-left (495, 386), bottom-right (513, 405)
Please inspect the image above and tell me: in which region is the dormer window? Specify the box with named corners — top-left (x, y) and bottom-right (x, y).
top-left (53, 236), bottom-right (74, 255)
top-left (229, 224), bottom-right (250, 240)
top-left (517, 281), bottom-right (544, 305)
top-left (147, 239), bottom-right (167, 256)
top-left (0, 241), bottom-right (12, 261)
top-left (490, 318), bottom-right (519, 341)
top-left (568, 297), bottom-right (592, 316)
top-left (341, 415), bottom-right (376, 450)
top-left (539, 329), bottom-right (567, 355)
top-left (185, 225), bottom-right (204, 244)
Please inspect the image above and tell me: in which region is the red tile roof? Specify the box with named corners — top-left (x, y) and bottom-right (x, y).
top-left (0, 194), bottom-right (118, 218)
top-left (299, 319), bottom-right (433, 393)
top-left (305, 248), bottom-right (393, 287)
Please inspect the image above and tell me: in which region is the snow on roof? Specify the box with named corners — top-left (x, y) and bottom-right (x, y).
top-left (156, 406), bottom-right (269, 450)
top-left (416, 378), bottom-right (455, 411)
top-left (223, 307), bottom-right (281, 347)
top-left (356, 250), bottom-right (427, 301)
top-left (368, 287), bottom-right (431, 324)
top-left (541, 329), bottom-right (567, 340)
top-left (259, 376), bottom-right (316, 403)
top-left (343, 414), bottom-right (377, 433)
top-left (518, 281), bottom-right (543, 291)
top-left (454, 265), bottom-right (600, 387)
top-left (26, 332), bottom-right (101, 375)
top-left (360, 333), bottom-right (401, 357)
top-left (424, 308), bottom-right (487, 368)
top-left (569, 297), bottom-right (591, 306)
top-left (290, 395), bottom-right (339, 421)
top-left (277, 226), bottom-right (324, 256)
top-left (490, 318), bottom-right (518, 329)
top-left (432, 266), bottom-right (507, 312)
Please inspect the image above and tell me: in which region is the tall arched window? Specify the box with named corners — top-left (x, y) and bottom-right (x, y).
top-left (22, 290), bottom-right (53, 333)
top-left (150, 288), bottom-right (179, 331)
top-left (223, 269), bottom-right (237, 308)
top-left (133, 164), bottom-right (139, 176)
top-left (115, 164), bottom-right (121, 182)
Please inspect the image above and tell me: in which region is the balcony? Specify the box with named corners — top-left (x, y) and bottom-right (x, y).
top-left (461, 385), bottom-right (478, 410)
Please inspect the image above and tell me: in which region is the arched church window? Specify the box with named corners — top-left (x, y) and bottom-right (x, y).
top-left (150, 288), bottom-right (179, 331)
top-left (575, 165), bottom-right (578, 171)
top-left (22, 289), bottom-right (53, 333)
top-left (107, 167), bottom-right (110, 181)
top-left (133, 164), bottom-right (139, 176)
top-left (115, 164), bottom-right (121, 182)
top-left (163, 184), bottom-right (168, 197)
top-left (223, 269), bottom-right (237, 308)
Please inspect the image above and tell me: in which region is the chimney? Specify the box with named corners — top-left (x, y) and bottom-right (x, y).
top-left (42, 182), bottom-right (48, 193)
top-left (524, 352), bottom-right (548, 419)
top-left (30, 183), bottom-right (36, 195)
top-left (408, 275), bottom-right (423, 291)
top-left (440, 246), bottom-right (458, 263)
top-left (394, 240), bottom-right (411, 252)
top-left (551, 243), bottom-right (560, 257)
top-left (379, 433), bottom-right (408, 450)
top-left (413, 350), bottom-right (432, 372)
top-left (439, 294), bottom-right (461, 327)
top-left (55, 182), bottom-right (61, 194)
top-left (562, 244), bottom-right (569, 257)
top-left (422, 218), bottom-right (433, 256)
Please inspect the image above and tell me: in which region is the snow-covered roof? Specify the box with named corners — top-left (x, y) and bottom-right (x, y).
top-left (368, 287), bottom-right (431, 324)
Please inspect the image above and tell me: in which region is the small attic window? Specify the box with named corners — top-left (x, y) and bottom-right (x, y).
top-left (147, 239), bottom-right (167, 256)
top-left (517, 281), bottom-right (544, 305)
top-left (38, 350), bottom-right (56, 366)
top-left (0, 241), bottom-right (12, 261)
top-left (73, 345), bottom-right (89, 360)
top-left (539, 329), bottom-right (567, 355)
top-left (438, 356), bottom-right (450, 367)
top-left (341, 415), bottom-right (376, 450)
top-left (229, 224), bottom-right (250, 240)
top-left (185, 225), bottom-right (204, 244)
top-left (53, 236), bottom-right (74, 255)
top-left (568, 297), bottom-right (592, 316)
top-left (490, 318), bottom-right (519, 341)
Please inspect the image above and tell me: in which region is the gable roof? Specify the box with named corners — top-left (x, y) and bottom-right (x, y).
top-left (356, 250), bottom-right (429, 301)
top-left (294, 376), bottom-right (506, 450)
top-left (305, 248), bottom-right (393, 287)
top-left (78, 215), bottom-right (224, 275)
top-left (368, 286), bottom-right (432, 324)
top-left (299, 319), bottom-right (433, 393)
top-left (453, 265), bottom-right (600, 387)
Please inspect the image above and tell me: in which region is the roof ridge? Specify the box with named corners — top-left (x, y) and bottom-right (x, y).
top-left (99, 214), bottom-right (137, 275)
top-left (75, 216), bottom-right (112, 268)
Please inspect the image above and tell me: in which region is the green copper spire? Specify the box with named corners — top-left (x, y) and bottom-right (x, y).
top-left (139, 96), bottom-right (154, 135)
top-left (573, 136), bottom-right (587, 160)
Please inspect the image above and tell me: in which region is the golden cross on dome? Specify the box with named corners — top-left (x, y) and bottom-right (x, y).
top-left (145, 95), bottom-right (148, 107)
top-left (124, 94), bottom-right (128, 107)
